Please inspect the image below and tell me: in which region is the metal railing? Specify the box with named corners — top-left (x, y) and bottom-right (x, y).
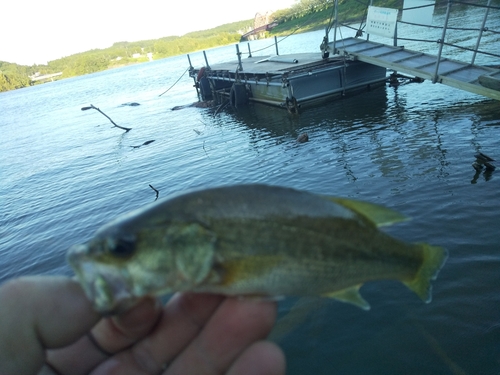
top-left (332, 0), bottom-right (500, 82)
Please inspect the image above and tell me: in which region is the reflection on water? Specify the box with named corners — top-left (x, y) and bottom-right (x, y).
top-left (471, 168), bottom-right (494, 184)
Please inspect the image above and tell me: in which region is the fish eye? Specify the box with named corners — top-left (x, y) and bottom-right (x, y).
top-left (108, 237), bottom-right (136, 257)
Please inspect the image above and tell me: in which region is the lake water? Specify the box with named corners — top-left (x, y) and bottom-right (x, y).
top-left (1, 6), bottom-right (499, 374)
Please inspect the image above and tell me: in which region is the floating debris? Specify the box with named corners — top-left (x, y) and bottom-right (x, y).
top-left (202, 140), bottom-right (209, 158)
top-left (297, 133), bottom-right (309, 143)
top-left (171, 101), bottom-right (213, 111)
top-left (148, 184), bottom-right (159, 201)
top-left (81, 104), bottom-right (132, 132)
top-left (214, 100), bottom-right (229, 117)
top-left (119, 102), bottom-right (140, 107)
top-left (388, 72), bottom-right (424, 87)
top-left (130, 140), bottom-right (155, 149)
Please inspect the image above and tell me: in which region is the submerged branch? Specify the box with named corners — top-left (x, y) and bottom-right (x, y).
top-left (214, 100), bottom-right (229, 117)
top-left (149, 184), bottom-right (159, 201)
top-left (81, 104), bottom-right (132, 132)
top-left (131, 140), bottom-right (155, 148)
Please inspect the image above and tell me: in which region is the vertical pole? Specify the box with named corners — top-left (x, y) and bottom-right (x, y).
top-left (333, 0), bottom-right (339, 53)
top-left (275, 36), bottom-right (279, 55)
top-left (394, 22), bottom-right (397, 47)
top-left (187, 54), bottom-right (199, 96)
top-left (236, 44), bottom-right (243, 71)
top-left (203, 51), bottom-right (210, 69)
top-left (432, 0), bottom-right (452, 83)
top-left (322, 25), bottom-right (329, 59)
top-left (247, 43), bottom-right (252, 58)
top-left (367, 0), bottom-right (373, 41)
top-left (471, 0), bottom-right (491, 64)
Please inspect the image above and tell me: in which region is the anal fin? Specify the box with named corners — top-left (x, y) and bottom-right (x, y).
top-left (323, 285), bottom-right (371, 311)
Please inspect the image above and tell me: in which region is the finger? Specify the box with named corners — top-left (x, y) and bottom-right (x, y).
top-left (46, 297), bottom-right (161, 375)
top-left (0, 276), bottom-right (100, 375)
top-left (91, 293), bottom-right (225, 375)
top-left (93, 296), bottom-right (161, 353)
top-left (165, 298), bottom-right (278, 375)
top-left (227, 341), bottom-right (286, 375)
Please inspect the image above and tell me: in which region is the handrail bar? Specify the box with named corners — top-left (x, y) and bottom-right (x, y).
top-left (350, 0), bottom-right (499, 67)
top-left (449, 0), bottom-right (500, 10)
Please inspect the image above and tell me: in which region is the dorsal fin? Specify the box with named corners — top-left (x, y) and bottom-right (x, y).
top-left (326, 197), bottom-right (409, 227)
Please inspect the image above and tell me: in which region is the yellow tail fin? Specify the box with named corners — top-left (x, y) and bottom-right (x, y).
top-left (404, 244), bottom-right (448, 303)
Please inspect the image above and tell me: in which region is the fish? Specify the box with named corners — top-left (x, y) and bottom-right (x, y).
top-left (67, 184), bottom-right (447, 313)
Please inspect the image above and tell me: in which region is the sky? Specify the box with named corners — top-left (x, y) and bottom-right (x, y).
top-left (1, 0), bottom-right (296, 66)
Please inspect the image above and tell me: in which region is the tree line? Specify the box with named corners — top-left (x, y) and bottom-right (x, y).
top-left (0, 19), bottom-right (251, 93)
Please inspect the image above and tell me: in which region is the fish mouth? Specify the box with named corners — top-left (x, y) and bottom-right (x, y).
top-left (67, 244), bottom-right (136, 314)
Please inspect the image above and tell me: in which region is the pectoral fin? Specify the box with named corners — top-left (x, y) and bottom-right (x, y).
top-left (327, 197), bottom-right (408, 227)
top-left (323, 285), bottom-right (371, 310)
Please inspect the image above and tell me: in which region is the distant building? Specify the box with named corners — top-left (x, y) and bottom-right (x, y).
top-left (132, 53), bottom-right (141, 59)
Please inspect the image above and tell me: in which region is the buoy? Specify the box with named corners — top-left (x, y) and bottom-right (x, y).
top-left (199, 77), bottom-right (213, 101)
top-left (197, 67), bottom-right (206, 82)
top-left (230, 83), bottom-right (248, 108)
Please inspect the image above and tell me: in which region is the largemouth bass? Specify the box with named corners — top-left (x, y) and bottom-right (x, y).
top-left (67, 184), bottom-right (447, 313)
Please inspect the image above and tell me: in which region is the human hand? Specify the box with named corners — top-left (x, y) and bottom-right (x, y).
top-left (0, 276), bottom-right (285, 375)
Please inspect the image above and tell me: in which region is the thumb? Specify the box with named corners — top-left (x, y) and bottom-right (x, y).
top-left (0, 276), bottom-right (100, 375)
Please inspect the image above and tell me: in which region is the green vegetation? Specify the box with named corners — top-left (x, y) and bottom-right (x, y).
top-left (270, 0), bottom-right (402, 36)
top-left (0, 19), bottom-right (252, 93)
top-left (1, 0), bottom-right (442, 93)
top-left (0, 61), bottom-right (37, 92)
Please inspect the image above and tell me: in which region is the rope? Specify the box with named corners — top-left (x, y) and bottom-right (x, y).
top-left (339, 23), bottom-right (362, 33)
top-left (325, 2), bottom-right (336, 35)
top-left (249, 29), bottom-right (299, 55)
top-left (159, 66), bottom-right (190, 97)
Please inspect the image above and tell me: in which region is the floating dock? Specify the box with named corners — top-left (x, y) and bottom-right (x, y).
top-left (189, 51), bottom-right (387, 112)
